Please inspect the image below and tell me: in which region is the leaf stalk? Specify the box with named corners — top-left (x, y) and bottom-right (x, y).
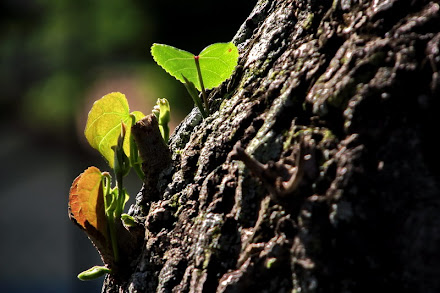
top-left (194, 56), bottom-right (209, 115)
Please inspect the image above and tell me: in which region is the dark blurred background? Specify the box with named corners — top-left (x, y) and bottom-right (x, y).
top-left (0, 1), bottom-right (256, 292)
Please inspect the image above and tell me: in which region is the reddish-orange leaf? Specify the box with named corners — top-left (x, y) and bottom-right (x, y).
top-left (68, 167), bottom-right (113, 265)
top-left (69, 167), bottom-right (106, 231)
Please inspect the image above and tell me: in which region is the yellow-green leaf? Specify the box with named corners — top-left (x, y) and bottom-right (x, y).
top-left (151, 42), bottom-right (239, 91)
top-left (131, 110), bottom-right (145, 122)
top-left (77, 265), bottom-right (111, 281)
top-left (84, 92), bottom-right (145, 168)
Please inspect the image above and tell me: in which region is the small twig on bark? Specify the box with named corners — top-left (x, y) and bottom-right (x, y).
top-left (230, 139), bottom-right (308, 201)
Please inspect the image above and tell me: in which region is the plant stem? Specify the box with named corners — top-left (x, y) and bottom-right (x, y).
top-left (116, 171), bottom-right (124, 219)
top-left (182, 74), bottom-right (207, 118)
top-left (103, 173), bottom-right (119, 264)
top-left (161, 124), bottom-right (169, 144)
top-left (107, 211), bottom-right (119, 263)
top-left (110, 173), bottom-right (125, 264)
top-left (129, 129), bottom-right (144, 180)
top-left (133, 164), bottom-right (144, 181)
top-left (129, 115), bottom-right (145, 180)
top-left (194, 56), bottom-right (209, 115)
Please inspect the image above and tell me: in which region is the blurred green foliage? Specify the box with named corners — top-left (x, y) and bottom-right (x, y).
top-left (0, 0), bottom-right (157, 134)
top-left (0, 0), bottom-right (256, 139)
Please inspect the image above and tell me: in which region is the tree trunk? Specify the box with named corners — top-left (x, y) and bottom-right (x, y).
top-left (103, 0), bottom-right (440, 292)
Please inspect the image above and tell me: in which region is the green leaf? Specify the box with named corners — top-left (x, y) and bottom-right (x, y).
top-left (198, 43), bottom-right (239, 89)
top-left (121, 213), bottom-right (136, 227)
top-left (151, 42), bottom-right (238, 90)
top-left (153, 98), bottom-right (171, 143)
top-left (84, 92), bottom-right (145, 168)
top-left (156, 98), bottom-right (170, 126)
top-left (77, 265), bottom-right (111, 281)
top-left (131, 110), bottom-right (145, 122)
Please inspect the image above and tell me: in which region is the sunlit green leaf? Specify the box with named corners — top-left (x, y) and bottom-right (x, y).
top-left (77, 265), bottom-right (111, 281)
top-left (84, 92), bottom-right (145, 168)
top-left (151, 42), bottom-right (238, 90)
top-left (131, 110), bottom-right (145, 122)
top-left (121, 213), bottom-right (136, 227)
top-left (153, 98), bottom-right (171, 143)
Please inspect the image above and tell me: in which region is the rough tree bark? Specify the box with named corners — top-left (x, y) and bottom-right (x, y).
top-left (103, 0), bottom-right (440, 292)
